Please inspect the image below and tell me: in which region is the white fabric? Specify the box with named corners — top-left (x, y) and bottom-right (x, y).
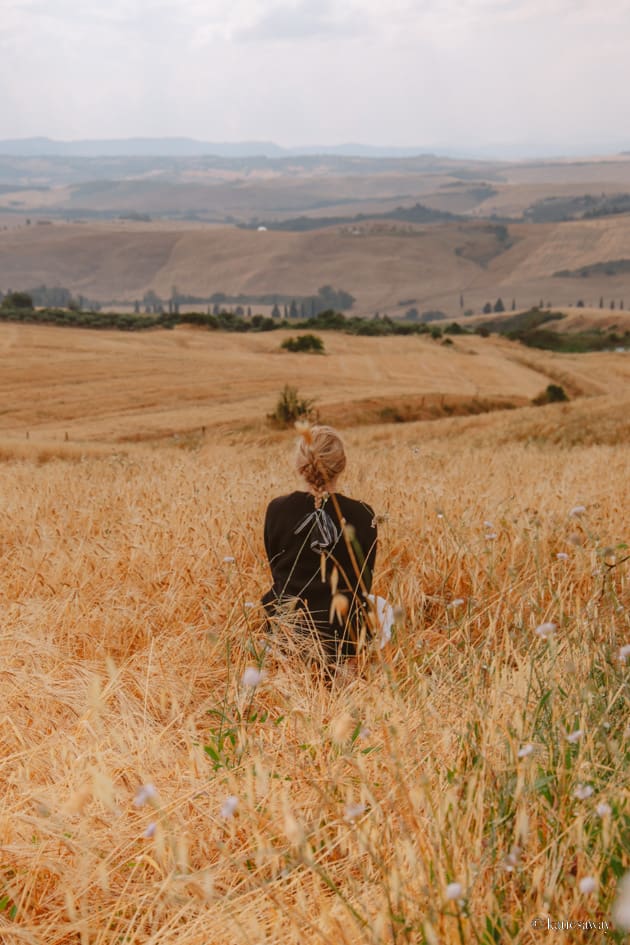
top-left (367, 593), bottom-right (394, 648)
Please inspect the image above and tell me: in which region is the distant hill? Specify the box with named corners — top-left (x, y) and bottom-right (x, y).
top-left (0, 137), bottom-right (434, 159)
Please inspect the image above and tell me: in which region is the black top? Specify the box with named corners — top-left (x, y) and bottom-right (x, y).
top-left (262, 491), bottom-right (377, 655)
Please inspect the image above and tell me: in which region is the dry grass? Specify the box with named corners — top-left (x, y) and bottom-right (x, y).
top-left (1, 417), bottom-right (629, 944)
top-left (4, 209), bottom-right (630, 319)
top-left (2, 325), bottom-right (630, 450)
top-left (0, 328), bottom-right (628, 942)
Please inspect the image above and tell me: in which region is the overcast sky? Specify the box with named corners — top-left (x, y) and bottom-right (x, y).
top-left (2, 0), bottom-right (630, 156)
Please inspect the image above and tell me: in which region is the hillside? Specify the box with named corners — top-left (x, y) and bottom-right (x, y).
top-left (4, 213), bottom-right (630, 318)
top-left (1, 325), bottom-right (629, 456)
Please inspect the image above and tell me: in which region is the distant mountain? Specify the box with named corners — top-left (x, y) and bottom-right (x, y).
top-left (0, 137), bottom-right (433, 159)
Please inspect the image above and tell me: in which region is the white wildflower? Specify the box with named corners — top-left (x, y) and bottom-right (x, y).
top-left (485, 532), bottom-right (497, 540)
top-left (569, 505), bottom-right (586, 517)
top-left (143, 821), bottom-right (157, 839)
top-left (574, 784), bottom-right (594, 800)
top-left (618, 644), bottom-right (630, 663)
top-left (596, 802), bottom-right (612, 817)
top-left (344, 803), bottom-right (366, 821)
top-left (437, 512), bottom-right (444, 519)
top-left (220, 795), bottom-right (239, 819)
top-left (518, 744), bottom-right (534, 758)
top-left (448, 598), bottom-right (465, 608)
top-left (483, 520), bottom-right (494, 529)
top-left (244, 601), bottom-right (254, 609)
top-left (612, 872), bottom-right (630, 931)
top-left (566, 729), bottom-right (583, 744)
top-left (502, 845), bottom-right (521, 872)
top-left (535, 622), bottom-right (557, 639)
top-left (133, 783), bottom-right (157, 808)
top-left (223, 555), bottom-right (235, 563)
top-left (579, 876), bottom-right (597, 895)
top-left (241, 667), bottom-right (265, 688)
top-left (556, 552), bottom-right (569, 560)
top-left (445, 882), bottom-right (463, 901)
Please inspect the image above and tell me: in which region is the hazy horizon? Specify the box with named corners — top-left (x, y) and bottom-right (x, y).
top-left (0, 135), bottom-right (628, 163)
top-left (2, 1), bottom-right (630, 159)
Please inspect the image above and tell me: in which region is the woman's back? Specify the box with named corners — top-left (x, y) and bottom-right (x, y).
top-left (261, 424), bottom-right (378, 659)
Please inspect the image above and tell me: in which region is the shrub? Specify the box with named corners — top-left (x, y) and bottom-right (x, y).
top-left (281, 334), bottom-right (325, 353)
top-left (268, 385), bottom-right (317, 427)
top-left (1, 291), bottom-right (33, 310)
top-left (532, 384), bottom-right (569, 405)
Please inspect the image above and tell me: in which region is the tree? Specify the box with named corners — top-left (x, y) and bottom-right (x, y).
top-left (483, 301), bottom-right (492, 314)
top-left (494, 298), bottom-right (505, 313)
top-left (289, 299), bottom-right (299, 319)
top-left (1, 291), bottom-right (33, 310)
top-left (511, 299), bottom-right (516, 311)
top-left (271, 303), bottom-right (281, 319)
top-left (459, 294), bottom-right (464, 309)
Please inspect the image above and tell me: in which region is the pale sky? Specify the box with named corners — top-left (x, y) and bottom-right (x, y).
top-left (2, 0), bottom-right (630, 156)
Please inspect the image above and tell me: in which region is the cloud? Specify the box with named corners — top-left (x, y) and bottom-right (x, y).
top-left (234, 0), bottom-right (368, 43)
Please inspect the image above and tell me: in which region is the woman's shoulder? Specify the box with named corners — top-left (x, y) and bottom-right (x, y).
top-left (336, 493), bottom-right (376, 522)
top-left (266, 491), bottom-right (310, 512)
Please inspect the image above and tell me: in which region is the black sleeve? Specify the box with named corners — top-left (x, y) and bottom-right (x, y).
top-left (263, 500), bottom-right (274, 562)
top-left (362, 504), bottom-right (378, 591)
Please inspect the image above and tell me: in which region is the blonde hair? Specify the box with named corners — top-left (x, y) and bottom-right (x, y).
top-left (295, 424), bottom-right (346, 507)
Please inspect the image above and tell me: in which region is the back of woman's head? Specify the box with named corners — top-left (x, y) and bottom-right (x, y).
top-left (296, 424), bottom-right (346, 500)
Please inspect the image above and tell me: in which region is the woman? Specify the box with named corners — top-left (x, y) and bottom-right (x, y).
top-left (262, 423), bottom-right (378, 662)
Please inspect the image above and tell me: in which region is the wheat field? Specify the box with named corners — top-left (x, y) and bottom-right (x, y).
top-left (0, 328), bottom-right (629, 944)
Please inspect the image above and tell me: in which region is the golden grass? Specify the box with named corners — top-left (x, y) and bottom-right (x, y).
top-left (0, 418), bottom-right (628, 943)
top-left (2, 324), bottom-right (630, 449)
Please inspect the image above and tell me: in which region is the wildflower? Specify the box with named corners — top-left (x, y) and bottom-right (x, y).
top-left (518, 744), bottom-right (534, 758)
top-left (143, 821), bottom-right (157, 839)
top-left (574, 784), bottom-right (594, 800)
top-left (612, 872), bottom-right (630, 931)
top-left (483, 521), bottom-right (494, 529)
top-left (569, 505), bottom-right (586, 517)
top-left (566, 729), bottom-right (583, 744)
top-left (502, 845), bottom-right (521, 872)
top-left (619, 644), bottom-right (630, 663)
top-left (133, 783), bottom-right (157, 808)
top-left (579, 876), bottom-right (597, 895)
top-left (535, 622), bottom-right (557, 639)
top-left (244, 601), bottom-right (254, 609)
top-left (596, 802), bottom-right (612, 817)
top-left (220, 795), bottom-right (239, 819)
top-left (448, 598), bottom-right (465, 608)
top-left (437, 512), bottom-right (444, 519)
top-left (445, 882), bottom-right (463, 901)
top-left (344, 803), bottom-right (366, 821)
top-left (485, 532), bottom-right (497, 540)
top-left (556, 552), bottom-right (569, 560)
top-left (223, 555), bottom-right (235, 563)
top-left (241, 667), bottom-right (265, 688)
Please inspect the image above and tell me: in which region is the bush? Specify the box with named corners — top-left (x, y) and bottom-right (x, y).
top-left (532, 384), bottom-right (569, 406)
top-left (268, 385), bottom-right (317, 427)
top-left (1, 291), bottom-right (33, 310)
top-left (281, 334), bottom-right (325, 353)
